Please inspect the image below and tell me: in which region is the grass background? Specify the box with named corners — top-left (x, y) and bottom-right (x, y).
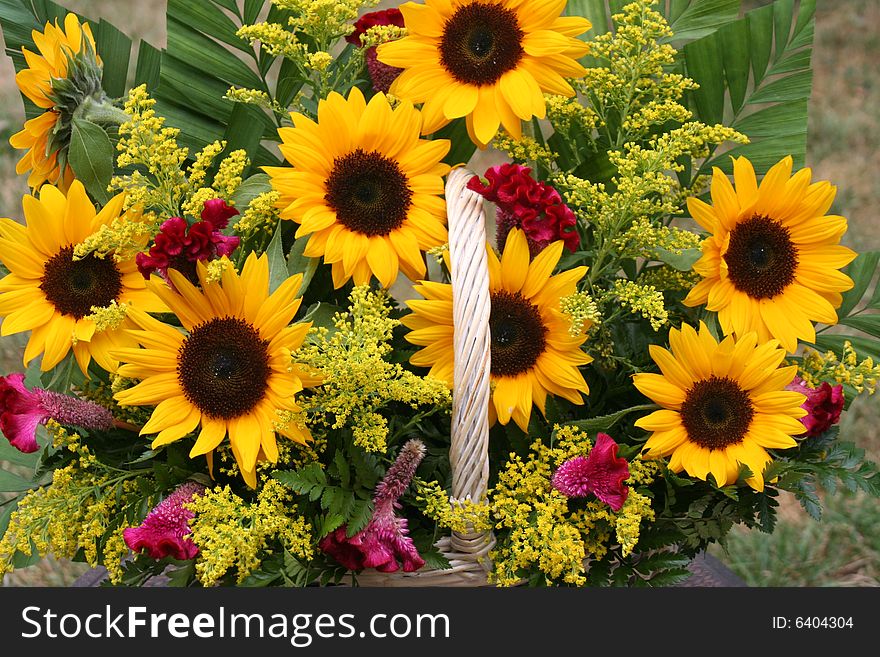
top-left (0, 0), bottom-right (878, 586)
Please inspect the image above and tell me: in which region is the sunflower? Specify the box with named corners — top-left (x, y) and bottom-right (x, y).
top-left (633, 322), bottom-right (807, 491)
top-left (10, 14), bottom-right (100, 190)
top-left (684, 156), bottom-right (857, 353)
top-left (377, 0), bottom-right (592, 147)
top-left (264, 87), bottom-right (450, 290)
top-left (403, 228), bottom-right (591, 432)
top-left (0, 181), bottom-right (163, 373)
top-left (113, 254), bottom-right (321, 488)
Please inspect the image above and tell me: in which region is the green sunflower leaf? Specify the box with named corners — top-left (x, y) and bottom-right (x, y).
top-left (265, 221), bottom-right (289, 294)
top-left (837, 250), bottom-right (880, 317)
top-left (564, 403), bottom-right (658, 434)
top-left (68, 117), bottom-right (114, 205)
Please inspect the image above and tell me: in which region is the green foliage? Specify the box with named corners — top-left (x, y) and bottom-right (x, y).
top-left (684, 0), bottom-right (817, 174)
top-left (68, 117), bottom-right (114, 204)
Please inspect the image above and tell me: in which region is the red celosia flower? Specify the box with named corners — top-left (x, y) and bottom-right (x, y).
top-left (468, 163), bottom-right (579, 256)
top-left (319, 439), bottom-right (426, 573)
top-left (785, 376), bottom-right (845, 438)
top-left (0, 373), bottom-right (115, 453)
top-left (136, 199), bottom-right (240, 286)
top-left (123, 481), bottom-right (206, 561)
top-left (551, 433), bottom-right (630, 511)
top-left (346, 9), bottom-right (405, 93)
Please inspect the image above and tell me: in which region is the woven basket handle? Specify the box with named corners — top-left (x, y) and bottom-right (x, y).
top-left (444, 167), bottom-right (492, 552)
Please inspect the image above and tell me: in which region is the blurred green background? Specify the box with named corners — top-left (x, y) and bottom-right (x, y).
top-left (0, 0), bottom-right (878, 586)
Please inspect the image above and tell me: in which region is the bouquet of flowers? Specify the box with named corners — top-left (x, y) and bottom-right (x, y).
top-left (1, 0), bottom-right (878, 588)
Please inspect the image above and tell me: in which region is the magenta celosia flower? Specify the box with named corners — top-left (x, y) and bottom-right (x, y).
top-left (346, 8), bottom-right (405, 93)
top-left (551, 433), bottom-right (630, 511)
top-left (785, 376), bottom-right (845, 438)
top-left (468, 163), bottom-right (579, 256)
top-left (0, 373), bottom-right (115, 453)
top-left (123, 481), bottom-right (206, 561)
top-left (319, 439), bottom-right (426, 573)
top-left (136, 199), bottom-right (240, 286)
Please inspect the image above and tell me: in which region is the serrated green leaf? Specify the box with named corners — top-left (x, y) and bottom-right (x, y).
top-left (565, 403), bottom-right (657, 434)
top-left (334, 449), bottom-right (350, 489)
top-left (347, 499), bottom-right (373, 537)
top-left (69, 117), bottom-right (113, 205)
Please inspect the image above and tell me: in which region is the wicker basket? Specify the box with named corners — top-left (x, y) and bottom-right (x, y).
top-left (353, 167), bottom-right (495, 586)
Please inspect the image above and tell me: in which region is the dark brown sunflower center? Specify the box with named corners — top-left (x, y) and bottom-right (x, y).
top-left (724, 215), bottom-right (798, 299)
top-left (489, 290), bottom-right (547, 376)
top-left (39, 246), bottom-right (123, 319)
top-left (324, 149), bottom-right (412, 236)
top-left (680, 376), bottom-right (754, 450)
top-left (177, 317), bottom-right (271, 419)
top-left (439, 2), bottom-right (525, 86)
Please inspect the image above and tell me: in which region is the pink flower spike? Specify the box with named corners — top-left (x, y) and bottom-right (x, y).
top-left (551, 433), bottom-right (630, 511)
top-left (785, 376), bottom-right (845, 438)
top-left (123, 482), bottom-right (206, 560)
top-left (319, 439), bottom-right (427, 573)
top-left (0, 373), bottom-right (115, 453)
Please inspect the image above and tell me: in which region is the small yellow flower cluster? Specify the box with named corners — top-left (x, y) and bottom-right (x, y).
top-left (560, 291), bottom-right (601, 337)
top-left (185, 479), bottom-right (313, 587)
top-left (188, 140), bottom-right (226, 190)
top-left (544, 93), bottom-right (599, 134)
top-left (613, 216), bottom-right (702, 259)
top-left (307, 51), bottom-right (334, 72)
top-left (609, 279), bottom-right (669, 331)
top-left (84, 299), bottom-right (129, 333)
top-left (203, 257), bottom-right (235, 284)
top-left (73, 208), bottom-right (158, 262)
top-left (213, 149), bottom-right (249, 199)
top-left (224, 87), bottom-right (288, 117)
top-left (488, 425), bottom-right (657, 586)
top-left (298, 286), bottom-right (451, 453)
top-left (580, 0), bottom-right (697, 142)
top-left (798, 341), bottom-right (880, 395)
top-left (638, 265), bottom-right (702, 292)
top-left (491, 133), bottom-right (556, 169)
top-left (277, 0), bottom-right (369, 43)
top-left (414, 479), bottom-right (492, 534)
top-left (622, 98), bottom-right (693, 136)
top-left (0, 423), bottom-right (142, 580)
top-left (235, 190), bottom-right (281, 237)
top-left (359, 24), bottom-right (407, 49)
top-left (237, 22), bottom-right (306, 60)
top-left (557, 122), bottom-right (745, 243)
top-left (111, 85), bottom-right (189, 218)
top-left (426, 243), bottom-right (449, 265)
top-left (110, 85), bottom-right (250, 226)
